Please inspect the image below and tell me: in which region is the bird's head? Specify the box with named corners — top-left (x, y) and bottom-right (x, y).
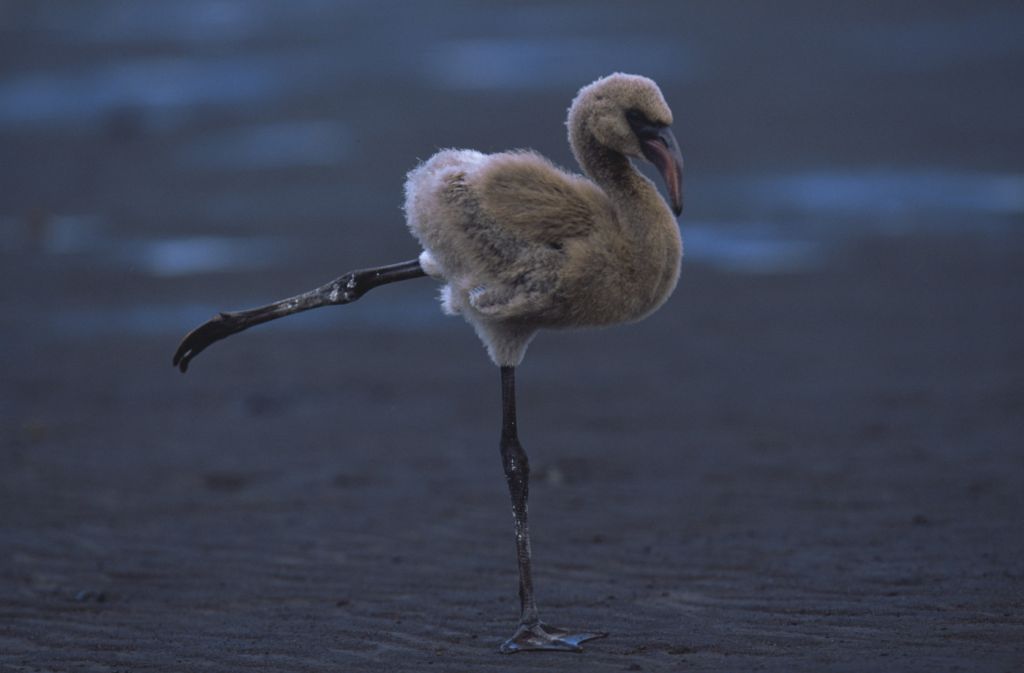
top-left (568, 73), bottom-right (684, 216)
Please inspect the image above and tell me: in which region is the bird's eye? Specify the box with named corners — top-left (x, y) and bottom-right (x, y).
top-left (625, 109), bottom-right (644, 123)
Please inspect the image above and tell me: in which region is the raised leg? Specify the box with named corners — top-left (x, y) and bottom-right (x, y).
top-left (173, 259), bottom-right (425, 372)
top-left (497, 366), bottom-right (607, 653)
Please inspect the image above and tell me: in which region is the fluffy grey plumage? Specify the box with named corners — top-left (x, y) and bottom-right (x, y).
top-left (405, 73), bottom-right (683, 366)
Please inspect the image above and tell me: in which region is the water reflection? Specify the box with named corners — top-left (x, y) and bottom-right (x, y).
top-left (701, 170), bottom-right (1024, 237)
top-left (129, 237), bottom-right (288, 276)
top-left (685, 224), bottom-right (820, 274)
top-left (0, 52), bottom-right (345, 129)
top-left (176, 120), bottom-right (352, 171)
top-left (739, 171), bottom-right (1024, 217)
top-left (425, 37), bottom-right (698, 91)
top-left (15, 213), bottom-right (293, 276)
top-left (839, 6), bottom-right (1024, 72)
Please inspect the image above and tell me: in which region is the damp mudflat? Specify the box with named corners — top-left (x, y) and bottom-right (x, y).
top-left (3, 232), bottom-right (1022, 672)
top-left (1, 2), bottom-right (1023, 671)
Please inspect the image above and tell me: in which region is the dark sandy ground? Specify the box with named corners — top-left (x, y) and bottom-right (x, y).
top-left (2, 232), bottom-right (1022, 672)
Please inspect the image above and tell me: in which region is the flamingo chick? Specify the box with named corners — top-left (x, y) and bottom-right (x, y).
top-left (173, 72), bottom-right (684, 653)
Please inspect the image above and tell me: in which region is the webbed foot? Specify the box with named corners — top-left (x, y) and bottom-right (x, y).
top-left (499, 621), bottom-right (607, 653)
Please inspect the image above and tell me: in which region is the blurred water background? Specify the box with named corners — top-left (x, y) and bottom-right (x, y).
top-left (1, 0), bottom-right (1021, 340)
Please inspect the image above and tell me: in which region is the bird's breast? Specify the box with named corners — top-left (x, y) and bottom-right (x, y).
top-left (557, 216), bottom-right (681, 328)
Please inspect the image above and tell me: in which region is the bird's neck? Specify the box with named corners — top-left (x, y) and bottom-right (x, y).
top-left (570, 130), bottom-right (663, 224)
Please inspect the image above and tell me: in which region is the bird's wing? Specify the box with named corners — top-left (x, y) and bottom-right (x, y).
top-left (473, 151), bottom-right (608, 244)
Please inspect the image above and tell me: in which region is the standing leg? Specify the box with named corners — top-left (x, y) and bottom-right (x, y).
top-left (498, 366), bottom-right (608, 653)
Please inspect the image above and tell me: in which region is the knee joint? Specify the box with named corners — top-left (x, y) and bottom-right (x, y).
top-left (501, 438), bottom-right (530, 479)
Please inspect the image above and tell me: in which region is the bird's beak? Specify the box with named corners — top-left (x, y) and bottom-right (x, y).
top-left (639, 126), bottom-right (684, 217)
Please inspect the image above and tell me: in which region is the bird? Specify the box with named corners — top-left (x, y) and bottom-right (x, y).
top-left (173, 72), bottom-right (684, 653)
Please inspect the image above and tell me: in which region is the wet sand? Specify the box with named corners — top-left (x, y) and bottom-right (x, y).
top-left (2, 232), bottom-right (1022, 672)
